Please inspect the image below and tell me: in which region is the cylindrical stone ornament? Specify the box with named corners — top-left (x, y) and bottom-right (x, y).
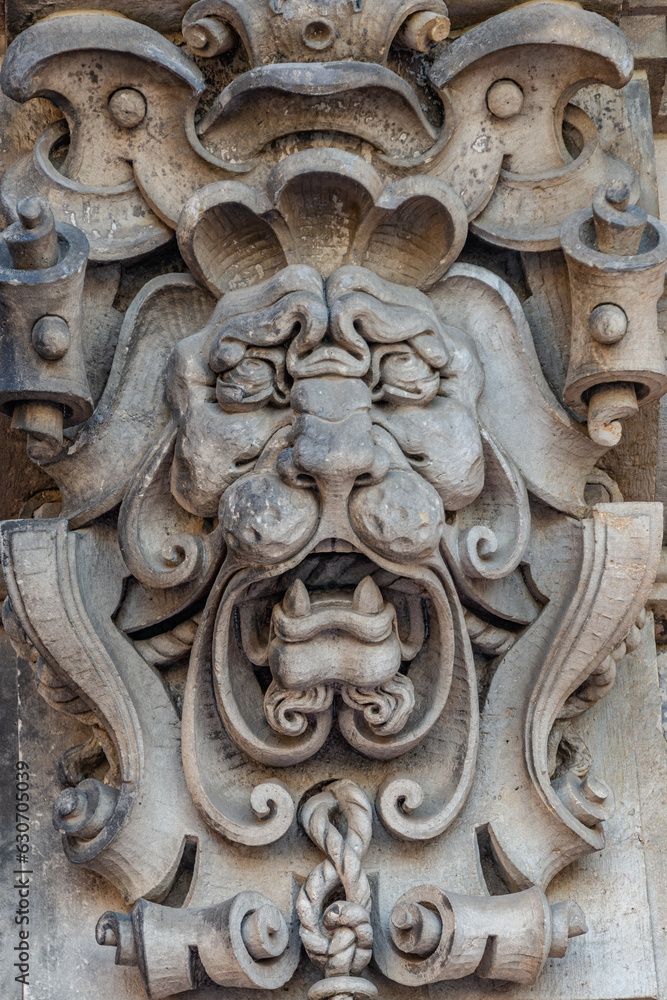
top-left (561, 183), bottom-right (667, 447)
top-left (0, 196), bottom-right (92, 457)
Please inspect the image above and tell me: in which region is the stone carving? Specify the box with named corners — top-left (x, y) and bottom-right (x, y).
top-left (0, 197), bottom-right (91, 460)
top-left (0, 2), bottom-right (665, 998)
top-left (561, 180), bottom-right (667, 447)
top-left (96, 891), bottom-right (300, 997)
top-left (387, 886), bottom-right (588, 984)
top-left (297, 780), bottom-right (374, 999)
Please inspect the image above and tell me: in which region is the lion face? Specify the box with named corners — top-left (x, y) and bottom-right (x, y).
top-left (165, 260), bottom-right (483, 761)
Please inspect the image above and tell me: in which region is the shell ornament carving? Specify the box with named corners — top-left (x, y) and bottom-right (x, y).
top-left (0, 2), bottom-right (665, 998)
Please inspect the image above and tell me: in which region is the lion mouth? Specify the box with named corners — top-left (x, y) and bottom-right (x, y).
top-left (209, 525), bottom-right (460, 765)
top-left (237, 546), bottom-right (428, 691)
top-left (197, 62), bottom-right (441, 165)
top-left (218, 541), bottom-right (449, 751)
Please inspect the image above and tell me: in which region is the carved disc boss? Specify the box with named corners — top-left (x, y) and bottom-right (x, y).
top-left (0, 2), bottom-right (664, 998)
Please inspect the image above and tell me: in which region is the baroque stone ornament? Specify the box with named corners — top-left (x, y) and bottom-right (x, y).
top-left (0, 2), bottom-right (665, 998)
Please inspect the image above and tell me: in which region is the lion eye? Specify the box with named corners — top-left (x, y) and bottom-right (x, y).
top-left (377, 350), bottom-right (440, 405)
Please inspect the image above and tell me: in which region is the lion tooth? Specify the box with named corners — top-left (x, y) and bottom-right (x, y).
top-left (282, 578), bottom-right (311, 617)
top-left (352, 575), bottom-right (384, 614)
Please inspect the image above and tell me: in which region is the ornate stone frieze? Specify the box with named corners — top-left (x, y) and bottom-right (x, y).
top-left (0, 3), bottom-right (665, 999)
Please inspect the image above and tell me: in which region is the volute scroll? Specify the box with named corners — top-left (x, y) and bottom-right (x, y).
top-left (429, 4), bottom-right (637, 247)
top-left (526, 502), bottom-right (663, 844)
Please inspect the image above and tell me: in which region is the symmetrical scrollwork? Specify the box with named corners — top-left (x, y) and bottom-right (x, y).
top-left (0, 2), bottom-right (665, 997)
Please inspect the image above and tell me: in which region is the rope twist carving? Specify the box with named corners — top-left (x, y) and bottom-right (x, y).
top-left (297, 780), bottom-right (373, 980)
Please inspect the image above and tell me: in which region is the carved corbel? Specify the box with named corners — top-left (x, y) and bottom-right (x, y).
top-left (429, 3), bottom-right (637, 248)
top-left (96, 892), bottom-right (300, 998)
top-left (1, 3), bottom-right (665, 994)
top-left (561, 182), bottom-right (667, 446)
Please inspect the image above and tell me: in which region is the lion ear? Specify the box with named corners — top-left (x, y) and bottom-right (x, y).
top-left (428, 263), bottom-right (605, 520)
top-left (35, 274), bottom-right (215, 529)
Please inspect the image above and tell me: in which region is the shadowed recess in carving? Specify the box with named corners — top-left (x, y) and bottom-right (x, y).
top-left (475, 824), bottom-right (515, 896)
top-left (160, 836), bottom-right (199, 908)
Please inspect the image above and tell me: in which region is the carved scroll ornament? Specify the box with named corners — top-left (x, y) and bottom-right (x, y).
top-left (0, 3), bottom-right (665, 999)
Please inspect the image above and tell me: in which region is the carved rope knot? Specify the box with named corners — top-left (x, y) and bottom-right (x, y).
top-left (297, 780), bottom-right (373, 980)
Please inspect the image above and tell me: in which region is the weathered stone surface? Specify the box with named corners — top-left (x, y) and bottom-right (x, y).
top-left (3, 619), bottom-right (666, 999)
top-left (1, 4), bottom-right (667, 1000)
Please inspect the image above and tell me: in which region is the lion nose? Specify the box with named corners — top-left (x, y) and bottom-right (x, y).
top-left (278, 377), bottom-right (389, 499)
